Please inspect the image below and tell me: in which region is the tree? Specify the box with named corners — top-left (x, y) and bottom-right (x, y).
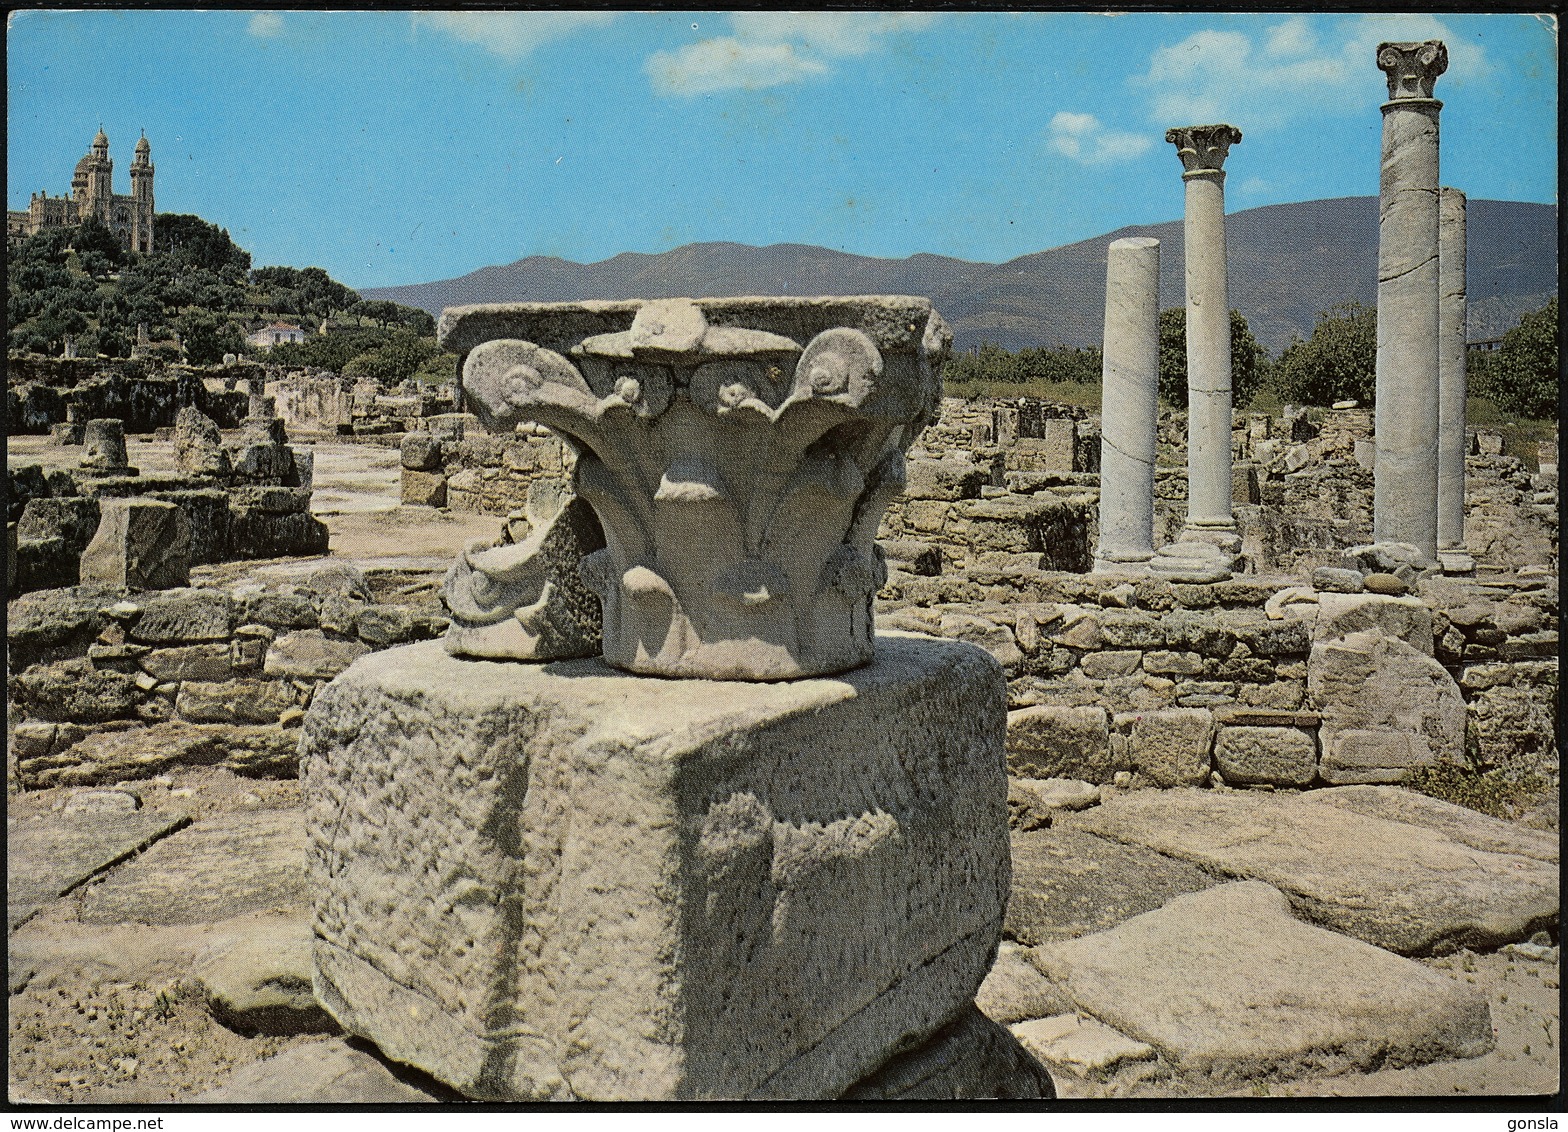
top-left (156, 213), bottom-right (251, 277)
top-left (176, 310), bottom-right (245, 366)
top-left (341, 329), bottom-right (441, 384)
top-left (1470, 297), bottom-right (1557, 420)
top-left (71, 217), bottom-right (125, 266)
top-left (1272, 301), bottom-right (1378, 407)
top-left (1157, 307), bottom-right (1268, 409)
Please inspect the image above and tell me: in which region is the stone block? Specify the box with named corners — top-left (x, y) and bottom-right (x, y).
top-left (1314, 592), bottom-right (1434, 654)
top-left (264, 630), bottom-right (371, 680)
top-left (17, 496), bottom-right (101, 555)
top-left (905, 456), bottom-right (987, 501)
top-left (130, 588), bottom-right (234, 643)
top-left (1213, 726), bottom-right (1316, 788)
top-left (304, 634), bottom-right (1008, 1101)
top-left (230, 486), bottom-right (313, 513)
top-left (1080, 650), bottom-right (1142, 679)
top-left (1312, 566), bottom-right (1364, 594)
top-left (1128, 708), bottom-right (1213, 787)
top-left (401, 469), bottom-right (447, 508)
top-left (1006, 705), bottom-right (1114, 783)
top-left (841, 1005), bottom-right (1055, 1100)
top-left (1142, 650), bottom-right (1203, 676)
top-left (244, 592), bottom-right (319, 631)
top-left (176, 678), bottom-right (300, 724)
top-left (1308, 630), bottom-right (1463, 784)
top-left (140, 642), bottom-right (234, 683)
top-left (79, 498), bottom-right (191, 591)
top-left (400, 433), bottom-right (445, 471)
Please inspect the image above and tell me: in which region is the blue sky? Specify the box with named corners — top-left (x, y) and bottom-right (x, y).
top-left (7, 10), bottom-right (1558, 290)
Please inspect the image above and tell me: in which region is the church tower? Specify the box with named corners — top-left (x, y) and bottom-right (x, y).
top-left (130, 132), bottom-right (154, 252)
top-left (74, 127), bottom-right (114, 226)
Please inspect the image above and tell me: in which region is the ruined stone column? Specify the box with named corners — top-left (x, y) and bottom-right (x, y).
top-left (1372, 40), bottom-right (1447, 561)
top-left (1437, 185), bottom-right (1468, 554)
top-left (1095, 237), bottom-right (1161, 569)
top-left (305, 297), bottom-right (1046, 1101)
top-left (1167, 124), bottom-right (1242, 536)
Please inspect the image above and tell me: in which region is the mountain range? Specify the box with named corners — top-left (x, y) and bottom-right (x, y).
top-left (362, 197), bottom-right (1557, 356)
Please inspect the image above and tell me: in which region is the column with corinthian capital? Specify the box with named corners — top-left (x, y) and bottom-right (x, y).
top-left (1373, 40), bottom-right (1447, 561)
top-left (1150, 124), bottom-right (1242, 582)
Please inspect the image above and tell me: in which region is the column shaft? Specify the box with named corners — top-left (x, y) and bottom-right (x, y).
top-left (1372, 98), bottom-right (1443, 558)
top-left (1096, 237), bottom-right (1161, 566)
top-left (1437, 187), bottom-right (1467, 549)
top-left (1183, 170), bottom-right (1234, 530)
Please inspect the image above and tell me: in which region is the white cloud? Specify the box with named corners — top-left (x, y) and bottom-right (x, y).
top-left (647, 38), bottom-right (828, 96)
top-left (247, 12), bottom-right (283, 39)
top-left (729, 12), bottom-right (939, 57)
top-left (1138, 14), bottom-right (1490, 131)
top-left (1047, 111), bottom-right (1153, 166)
top-left (649, 12), bottom-right (939, 96)
top-left (412, 12), bottom-right (616, 61)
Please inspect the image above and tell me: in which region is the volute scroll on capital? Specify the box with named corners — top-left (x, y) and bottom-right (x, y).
top-left (1377, 40), bottom-right (1448, 102)
top-left (1165, 124), bottom-right (1242, 174)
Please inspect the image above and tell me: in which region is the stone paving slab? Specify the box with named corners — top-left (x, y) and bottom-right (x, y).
top-left (1061, 788), bottom-right (1558, 955)
top-left (1029, 882), bottom-right (1495, 1081)
top-left (188, 1038), bottom-right (457, 1103)
top-left (77, 807), bottom-right (307, 926)
top-left (7, 808), bottom-right (190, 930)
top-left (1005, 827), bottom-right (1221, 946)
top-left (1302, 785), bottom-right (1559, 862)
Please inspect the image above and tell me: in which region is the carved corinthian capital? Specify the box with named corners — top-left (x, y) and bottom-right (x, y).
top-left (445, 296), bottom-right (950, 680)
top-left (1165, 124), bottom-right (1243, 174)
top-left (1377, 40), bottom-right (1448, 101)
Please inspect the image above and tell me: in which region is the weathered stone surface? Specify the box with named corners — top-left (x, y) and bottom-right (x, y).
top-left (196, 915), bottom-right (338, 1036)
top-left (939, 612), bottom-right (1022, 668)
top-left (1006, 705), bottom-right (1114, 783)
top-left (243, 592), bottom-right (319, 631)
top-left (1005, 827), bottom-right (1220, 946)
top-left (1314, 592), bottom-right (1433, 653)
top-left (905, 455), bottom-right (988, 502)
top-left (176, 678), bottom-right (300, 724)
top-left (1311, 566), bottom-right (1364, 593)
top-left (305, 633), bottom-right (1007, 1101)
top-left (175, 405), bottom-right (231, 477)
top-left (190, 1039), bottom-right (452, 1103)
top-left (7, 807), bottom-right (190, 929)
top-left (1095, 237), bottom-right (1160, 569)
top-left (129, 587), bottom-right (233, 643)
top-left (400, 469), bottom-right (447, 507)
top-left (354, 604), bottom-right (413, 646)
top-left (16, 722), bottom-right (299, 788)
top-left (1213, 725), bottom-right (1316, 788)
top-left (1080, 649), bottom-right (1142, 679)
top-left (1129, 708), bottom-right (1213, 787)
top-left (16, 496), bottom-right (101, 555)
top-left (443, 492), bottom-right (604, 661)
top-left (78, 498), bottom-right (191, 591)
top-left (1309, 630), bottom-right (1463, 784)
top-left (79, 807), bottom-right (308, 925)
top-left (140, 642), bottom-right (233, 682)
top-left (10, 658), bottom-right (140, 723)
top-left (263, 629), bottom-right (371, 680)
top-left (1011, 1014), bottom-right (1155, 1078)
top-left (1063, 789), bottom-right (1558, 954)
top-left (6, 585), bottom-right (113, 667)
top-left (1029, 882), bottom-right (1491, 1079)
top-left (1302, 786), bottom-right (1558, 863)
top-left (975, 942), bottom-right (1072, 1025)
top-left (452, 297), bottom-right (949, 679)
top-left (841, 1005), bottom-right (1055, 1100)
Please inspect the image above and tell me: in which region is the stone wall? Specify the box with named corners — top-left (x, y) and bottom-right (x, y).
top-left (400, 423), bottom-right (572, 515)
top-left (7, 357), bottom-right (250, 434)
top-left (7, 567), bottom-right (449, 790)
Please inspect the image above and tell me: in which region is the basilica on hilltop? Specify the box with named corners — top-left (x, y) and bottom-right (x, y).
top-left (7, 128), bottom-right (155, 252)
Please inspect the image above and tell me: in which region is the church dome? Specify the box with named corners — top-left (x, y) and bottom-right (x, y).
top-left (92, 128), bottom-right (109, 149)
top-left (135, 135), bottom-right (151, 154)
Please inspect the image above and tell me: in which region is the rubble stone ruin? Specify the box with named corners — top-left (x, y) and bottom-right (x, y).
top-left (301, 297), bottom-right (1052, 1100)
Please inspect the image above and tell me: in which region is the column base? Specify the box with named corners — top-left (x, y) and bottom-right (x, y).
top-left (303, 634), bottom-right (1009, 1101)
top-left (1437, 549), bottom-right (1476, 575)
top-left (1092, 550), bottom-right (1155, 575)
top-left (1148, 529), bottom-right (1242, 582)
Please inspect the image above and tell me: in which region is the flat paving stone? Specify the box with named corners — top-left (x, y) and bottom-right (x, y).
top-left (1302, 785), bottom-right (1559, 863)
top-left (1029, 881), bottom-right (1495, 1081)
top-left (77, 807), bottom-right (307, 926)
top-left (188, 1038), bottom-right (457, 1102)
top-left (7, 808), bottom-right (190, 930)
top-left (1062, 788), bottom-right (1558, 955)
top-left (1005, 827), bottom-right (1221, 946)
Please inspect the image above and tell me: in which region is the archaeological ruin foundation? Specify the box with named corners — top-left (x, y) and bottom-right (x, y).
top-left (6, 37), bottom-right (1559, 1104)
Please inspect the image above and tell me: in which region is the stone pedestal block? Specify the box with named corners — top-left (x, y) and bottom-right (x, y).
top-left (303, 634), bottom-right (1008, 1101)
top-left (79, 498), bottom-right (190, 590)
